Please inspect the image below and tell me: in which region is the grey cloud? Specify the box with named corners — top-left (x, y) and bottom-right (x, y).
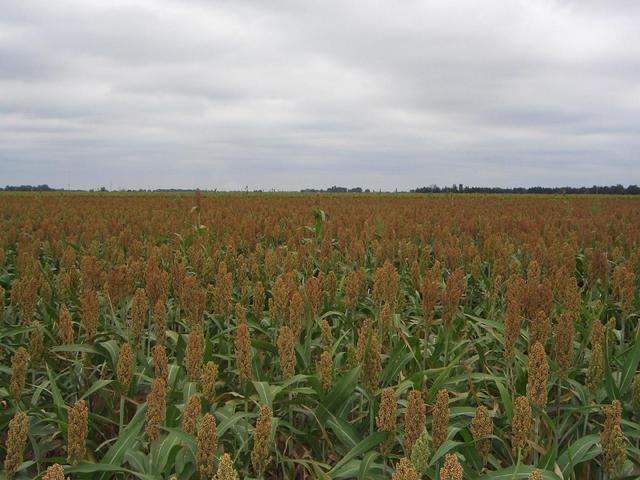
top-left (0, 0), bottom-right (638, 190)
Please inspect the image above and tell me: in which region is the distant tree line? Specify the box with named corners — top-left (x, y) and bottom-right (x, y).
top-left (2, 184), bottom-right (55, 191)
top-left (411, 184), bottom-right (640, 195)
top-left (3, 183), bottom-right (639, 194)
top-left (301, 186), bottom-right (370, 193)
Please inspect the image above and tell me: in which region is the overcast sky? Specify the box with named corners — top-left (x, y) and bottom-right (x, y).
top-left (1, 0), bottom-right (639, 190)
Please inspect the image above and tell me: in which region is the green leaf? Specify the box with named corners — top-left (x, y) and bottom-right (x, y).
top-left (358, 451), bottom-right (379, 480)
top-left (252, 381), bottom-right (279, 408)
top-left (619, 333), bottom-right (640, 394)
top-left (495, 378), bottom-right (512, 420)
top-left (160, 427), bottom-right (197, 453)
top-left (65, 462), bottom-right (156, 480)
top-left (328, 432), bottom-right (387, 477)
top-left (323, 367), bottom-right (361, 413)
top-left (217, 410), bottom-right (256, 437)
top-left (45, 363), bottom-right (65, 427)
top-left (428, 439), bottom-right (461, 467)
top-left (557, 433), bottom-right (601, 477)
top-left (99, 404), bottom-right (147, 479)
top-left (182, 381), bottom-right (198, 402)
top-left (80, 380), bottom-right (114, 401)
top-left (332, 459), bottom-right (386, 480)
top-left (156, 427), bottom-right (197, 474)
top-left (472, 466), bottom-right (562, 479)
top-left (315, 403), bottom-right (361, 450)
top-left (51, 344), bottom-right (101, 354)
top-left (97, 340), bottom-right (120, 369)
top-left (123, 450), bottom-right (148, 474)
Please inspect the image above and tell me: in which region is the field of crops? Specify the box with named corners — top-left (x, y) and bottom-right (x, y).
top-left (1, 193), bottom-right (639, 480)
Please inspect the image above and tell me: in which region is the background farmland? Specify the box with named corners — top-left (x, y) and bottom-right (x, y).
top-left (0, 193), bottom-right (639, 480)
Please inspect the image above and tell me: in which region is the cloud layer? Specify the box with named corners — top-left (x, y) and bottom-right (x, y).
top-left (1, 0), bottom-right (639, 190)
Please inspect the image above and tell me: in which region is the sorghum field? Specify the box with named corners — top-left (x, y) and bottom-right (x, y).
top-left (1, 193), bottom-right (639, 480)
